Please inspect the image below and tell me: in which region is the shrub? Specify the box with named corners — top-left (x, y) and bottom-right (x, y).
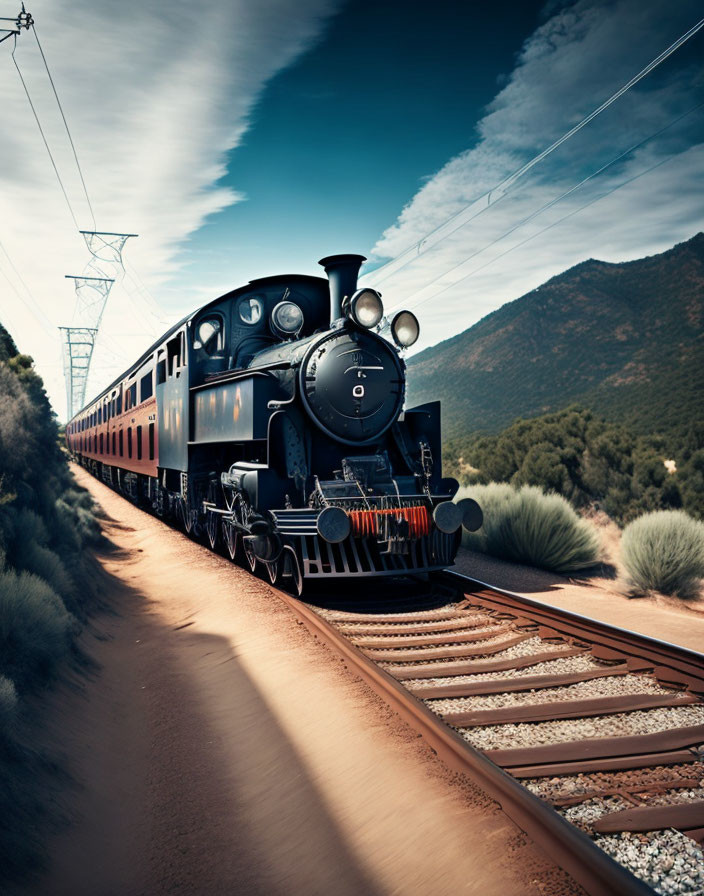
top-left (458, 482), bottom-right (515, 552)
top-left (0, 675), bottom-right (17, 733)
top-left (457, 482), bottom-right (601, 573)
top-left (0, 569), bottom-right (74, 688)
top-left (621, 510), bottom-right (704, 597)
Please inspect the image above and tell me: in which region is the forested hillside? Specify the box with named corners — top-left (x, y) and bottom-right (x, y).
top-left (408, 233), bottom-right (704, 444)
top-left (445, 407), bottom-right (704, 524)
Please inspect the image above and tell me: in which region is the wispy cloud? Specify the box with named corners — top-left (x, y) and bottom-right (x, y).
top-left (0, 0), bottom-right (336, 417)
top-left (367, 0), bottom-right (704, 354)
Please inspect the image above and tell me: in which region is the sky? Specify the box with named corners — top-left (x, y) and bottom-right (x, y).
top-left (0, 0), bottom-right (702, 419)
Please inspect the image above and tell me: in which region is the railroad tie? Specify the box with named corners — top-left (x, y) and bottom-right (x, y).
top-left (442, 692), bottom-right (699, 727)
top-left (592, 801), bottom-right (704, 834)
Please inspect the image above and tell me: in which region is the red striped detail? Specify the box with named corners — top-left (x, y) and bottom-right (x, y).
top-left (348, 505), bottom-right (431, 539)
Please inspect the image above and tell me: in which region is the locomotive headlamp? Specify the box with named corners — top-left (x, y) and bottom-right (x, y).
top-left (271, 300), bottom-right (304, 337)
top-left (348, 288), bottom-right (384, 328)
top-left (390, 310), bottom-right (420, 347)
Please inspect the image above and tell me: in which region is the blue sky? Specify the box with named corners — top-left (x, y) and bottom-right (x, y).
top-left (0, 0), bottom-right (702, 418)
top-left (179, 0), bottom-right (547, 286)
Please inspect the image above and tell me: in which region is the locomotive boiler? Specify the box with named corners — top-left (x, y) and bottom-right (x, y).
top-left (66, 254), bottom-right (481, 594)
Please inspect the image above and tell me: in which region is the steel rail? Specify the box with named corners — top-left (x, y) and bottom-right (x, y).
top-left (440, 571), bottom-right (704, 687)
top-left (273, 586), bottom-right (653, 896)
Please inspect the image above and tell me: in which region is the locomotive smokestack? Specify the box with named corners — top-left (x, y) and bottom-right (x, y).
top-left (319, 254), bottom-right (366, 324)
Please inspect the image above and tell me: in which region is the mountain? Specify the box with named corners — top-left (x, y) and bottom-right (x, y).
top-left (406, 233), bottom-right (704, 442)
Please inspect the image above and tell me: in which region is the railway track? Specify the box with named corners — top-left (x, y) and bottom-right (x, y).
top-left (273, 571), bottom-right (704, 896)
top-left (84, 468), bottom-right (704, 894)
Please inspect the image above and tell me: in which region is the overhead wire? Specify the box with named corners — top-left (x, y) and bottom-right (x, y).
top-left (386, 100), bottom-right (704, 313)
top-left (365, 14), bottom-right (704, 288)
top-left (9, 26), bottom-right (163, 313)
top-left (31, 22), bottom-right (96, 230)
top-left (399, 152), bottom-right (678, 316)
top-left (11, 34), bottom-right (80, 230)
top-left (4, 16), bottom-right (175, 418)
top-left (0, 236), bottom-right (55, 330)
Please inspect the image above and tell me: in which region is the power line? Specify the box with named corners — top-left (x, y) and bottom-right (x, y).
top-left (402, 152), bottom-right (677, 315)
top-left (10, 34), bottom-right (80, 230)
top-left (0, 235), bottom-right (55, 328)
top-left (0, 240), bottom-right (57, 338)
top-left (366, 15), bottom-right (704, 288)
top-left (388, 100), bottom-right (704, 312)
top-left (123, 258), bottom-right (168, 320)
top-left (31, 22), bottom-right (96, 230)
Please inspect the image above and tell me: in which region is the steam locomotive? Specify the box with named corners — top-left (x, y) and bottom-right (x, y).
top-left (66, 254), bottom-right (481, 594)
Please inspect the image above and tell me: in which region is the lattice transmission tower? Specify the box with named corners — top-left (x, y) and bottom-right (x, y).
top-left (59, 326), bottom-right (98, 420)
top-left (60, 231), bottom-right (136, 418)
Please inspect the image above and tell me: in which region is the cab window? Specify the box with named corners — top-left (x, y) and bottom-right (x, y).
top-left (237, 296), bottom-right (264, 326)
top-left (193, 315), bottom-right (224, 355)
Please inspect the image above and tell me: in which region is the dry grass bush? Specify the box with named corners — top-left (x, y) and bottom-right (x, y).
top-left (457, 482), bottom-right (601, 573)
top-left (0, 569), bottom-right (73, 689)
top-left (621, 510), bottom-right (704, 597)
top-left (0, 675), bottom-right (17, 731)
top-left (10, 508), bottom-right (75, 599)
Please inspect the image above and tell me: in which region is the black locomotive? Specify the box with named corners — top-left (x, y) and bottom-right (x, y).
top-left (67, 253), bottom-right (481, 593)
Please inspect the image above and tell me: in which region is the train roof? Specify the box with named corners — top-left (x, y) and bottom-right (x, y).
top-left (71, 272), bottom-right (329, 421)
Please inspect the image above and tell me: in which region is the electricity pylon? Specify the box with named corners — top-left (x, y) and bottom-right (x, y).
top-left (60, 326), bottom-right (98, 419)
top-left (60, 232), bottom-right (136, 418)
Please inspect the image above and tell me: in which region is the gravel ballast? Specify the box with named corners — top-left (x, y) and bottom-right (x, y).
top-left (595, 830), bottom-right (704, 895)
top-left (460, 705), bottom-right (704, 752)
top-left (641, 785), bottom-right (704, 807)
top-left (316, 605), bottom-right (462, 623)
top-left (522, 763), bottom-right (704, 803)
top-left (336, 614), bottom-right (493, 633)
top-left (353, 625), bottom-right (503, 645)
top-left (561, 795), bottom-right (630, 829)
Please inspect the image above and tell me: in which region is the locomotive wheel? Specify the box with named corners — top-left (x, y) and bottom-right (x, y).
top-left (180, 498), bottom-right (202, 541)
top-left (243, 537), bottom-right (258, 573)
top-left (264, 559), bottom-right (279, 585)
top-left (222, 520), bottom-right (239, 561)
top-left (178, 497), bottom-right (193, 535)
top-left (206, 510), bottom-right (219, 550)
top-left (190, 513), bottom-right (203, 541)
top-left (281, 546), bottom-right (303, 597)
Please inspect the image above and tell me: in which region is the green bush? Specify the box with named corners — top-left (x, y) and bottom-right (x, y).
top-left (621, 510), bottom-right (704, 597)
top-left (457, 482), bottom-right (601, 573)
top-left (0, 675), bottom-right (17, 732)
top-left (0, 569), bottom-right (74, 688)
top-left (458, 482), bottom-right (515, 552)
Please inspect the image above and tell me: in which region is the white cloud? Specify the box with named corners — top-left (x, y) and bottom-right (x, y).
top-left (365, 0), bottom-right (704, 356)
top-left (0, 0), bottom-right (335, 418)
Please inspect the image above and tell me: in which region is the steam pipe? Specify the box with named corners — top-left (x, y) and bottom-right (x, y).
top-left (318, 254), bottom-right (366, 325)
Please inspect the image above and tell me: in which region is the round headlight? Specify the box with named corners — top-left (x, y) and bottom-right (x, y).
top-left (349, 289), bottom-right (383, 328)
top-left (390, 310), bottom-right (420, 347)
top-left (271, 301), bottom-right (304, 337)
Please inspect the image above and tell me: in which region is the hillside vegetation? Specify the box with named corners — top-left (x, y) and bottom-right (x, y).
top-left (445, 407), bottom-right (703, 525)
top-left (408, 233), bottom-right (704, 443)
top-left (0, 322), bottom-right (100, 879)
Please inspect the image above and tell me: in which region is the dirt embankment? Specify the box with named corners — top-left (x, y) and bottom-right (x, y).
top-left (14, 466), bottom-right (578, 896)
top-left (454, 547), bottom-right (704, 653)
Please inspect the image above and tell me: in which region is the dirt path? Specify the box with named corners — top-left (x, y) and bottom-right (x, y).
top-left (454, 550), bottom-right (704, 652)
top-left (17, 467), bottom-right (578, 896)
